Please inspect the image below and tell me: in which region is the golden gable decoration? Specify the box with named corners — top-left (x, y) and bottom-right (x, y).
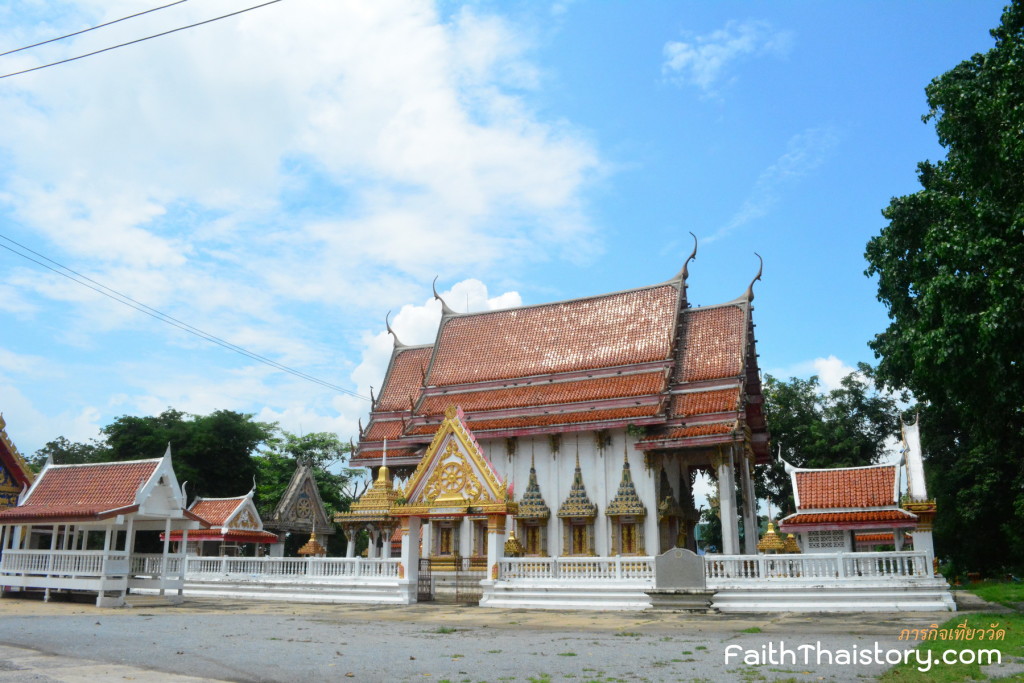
top-left (606, 454), bottom-right (646, 518)
top-left (394, 405), bottom-right (515, 517)
top-left (557, 455), bottom-right (597, 519)
top-left (516, 455), bottom-right (550, 521)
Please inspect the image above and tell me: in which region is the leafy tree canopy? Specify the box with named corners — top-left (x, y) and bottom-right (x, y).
top-left (758, 364), bottom-right (906, 517)
top-left (864, 1), bottom-right (1024, 572)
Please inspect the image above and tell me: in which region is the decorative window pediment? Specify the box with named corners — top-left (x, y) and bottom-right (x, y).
top-left (557, 455), bottom-right (597, 519)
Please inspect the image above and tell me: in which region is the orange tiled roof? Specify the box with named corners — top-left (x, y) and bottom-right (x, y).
top-left (782, 510), bottom-right (917, 525)
top-left (856, 532), bottom-right (912, 543)
top-left (427, 284), bottom-right (679, 386)
top-left (408, 405), bottom-right (662, 435)
top-left (671, 388), bottom-right (741, 417)
top-left (794, 465), bottom-right (898, 509)
top-left (351, 447), bottom-right (420, 462)
top-left (642, 422), bottom-right (737, 442)
top-left (0, 460), bottom-right (160, 522)
top-left (188, 498), bottom-right (245, 527)
top-left (675, 306), bottom-right (746, 382)
top-left (363, 420), bottom-right (405, 441)
top-left (418, 371), bottom-right (666, 415)
top-left (376, 347), bottom-right (432, 412)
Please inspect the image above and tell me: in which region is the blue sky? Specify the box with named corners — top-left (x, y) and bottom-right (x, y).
top-left (0, 0), bottom-right (1007, 458)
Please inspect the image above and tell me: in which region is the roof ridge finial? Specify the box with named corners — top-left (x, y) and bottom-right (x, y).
top-left (385, 310), bottom-right (407, 348)
top-left (744, 252), bottom-right (763, 302)
top-left (432, 276), bottom-right (456, 316)
top-left (680, 231), bottom-right (697, 282)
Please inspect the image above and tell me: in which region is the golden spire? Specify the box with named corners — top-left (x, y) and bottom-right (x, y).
top-left (782, 532), bottom-right (801, 554)
top-left (757, 521), bottom-right (784, 554)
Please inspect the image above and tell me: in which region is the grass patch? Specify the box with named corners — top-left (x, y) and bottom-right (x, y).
top-left (432, 626), bottom-right (459, 634)
top-left (485, 649), bottom-right (502, 654)
top-left (879, 612), bottom-right (1023, 682)
top-left (557, 652), bottom-right (577, 656)
top-left (614, 631), bottom-right (641, 637)
top-left (966, 580), bottom-right (1024, 608)
top-left (740, 626), bottom-right (763, 634)
top-left (695, 645), bottom-right (708, 651)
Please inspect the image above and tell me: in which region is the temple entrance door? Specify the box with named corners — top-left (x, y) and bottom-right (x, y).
top-left (454, 556), bottom-right (485, 605)
top-left (417, 558), bottom-right (433, 602)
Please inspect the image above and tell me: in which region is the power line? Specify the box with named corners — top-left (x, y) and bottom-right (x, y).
top-left (0, 0), bottom-right (283, 81)
top-left (0, 0), bottom-right (190, 58)
top-left (0, 233), bottom-right (369, 401)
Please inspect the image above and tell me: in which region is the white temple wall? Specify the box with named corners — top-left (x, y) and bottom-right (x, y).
top-left (479, 429), bottom-right (657, 557)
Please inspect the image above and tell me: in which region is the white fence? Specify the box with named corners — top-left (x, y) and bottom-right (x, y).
top-left (0, 550), bottom-right (130, 577)
top-left (185, 556), bottom-right (401, 581)
top-left (705, 551), bottom-right (929, 584)
top-left (499, 556), bottom-right (655, 581)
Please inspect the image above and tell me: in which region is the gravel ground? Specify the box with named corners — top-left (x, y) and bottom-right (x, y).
top-left (0, 595), bottom-right (963, 682)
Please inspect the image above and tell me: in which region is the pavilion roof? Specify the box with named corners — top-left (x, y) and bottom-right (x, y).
top-left (354, 268), bottom-right (770, 466)
top-left (0, 460), bottom-right (161, 522)
top-left (790, 463), bottom-right (900, 510)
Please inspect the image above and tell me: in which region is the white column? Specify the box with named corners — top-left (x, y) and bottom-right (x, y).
top-left (178, 528), bottom-right (189, 596)
top-left (367, 529), bottom-right (380, 559)
top-left (484, 516), bottom-right (504, 584)
top-left (739, 455), bottom-right (758, 555)
top-left (159, 517), bottom-right (171, 595)
top-left (421, 522), bottom-right (432, 559)
top-left (399, 517), bottom-right (421, 603)
top-left (893, 529), bottom-right (904, 551)
top-left (344, 527), bottom-right (357, 558)
top-left (717, 449), bottom-right (740, 556)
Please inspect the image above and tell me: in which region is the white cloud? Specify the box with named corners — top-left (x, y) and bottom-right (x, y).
top-left (766, 355), bottom-right (857, 392)
top-left (705, 126), bottom-right (839, 242)
top-left (0, 1), bottom-right (597, 454)
top-left (350, 278), bottom-right (522, 399)
top-left (663, 19), bottom-right (793, 94)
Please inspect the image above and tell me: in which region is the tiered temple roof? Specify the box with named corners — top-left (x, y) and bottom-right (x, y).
top-left (166, 492), bottom-right (279, 545)
top-left (779, 462), bottom-right (918, 532)
top-left (354, 259), bottom-right (769, 468)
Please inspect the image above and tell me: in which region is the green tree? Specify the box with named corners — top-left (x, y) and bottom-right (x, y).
top-left (29, 436), bottom-right (107, 470)
top-left (102, 409), bottom-right (276, 498)
top-left (253, 431), bottom-right (365, 556)
top-left (864, 1), bottom-right (1024, 572)
top-left (758, 365), bottom-right (905, 516)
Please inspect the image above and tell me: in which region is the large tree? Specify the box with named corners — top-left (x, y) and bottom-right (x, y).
top-left (864, 1), bottom-right (1024, 572)
top-left (758, 365), bottom-right (905, 517)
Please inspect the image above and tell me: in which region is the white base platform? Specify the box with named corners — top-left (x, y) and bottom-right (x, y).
top-left (135, 578), bottom-right (413, 605)
top-left (709, 578), bottom-right (956, 613)
top-left (481, 580), bottom-right (653, 611)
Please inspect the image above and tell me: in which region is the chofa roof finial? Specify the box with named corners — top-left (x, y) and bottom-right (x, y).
top-left (432, 276), bottom-right (456, 316)
top-left (744, 252), bottom-right (763, 302)
top-left (385, 310), bottom-right (406, 348)
top-left (681, 231), bottom-right (698, 282)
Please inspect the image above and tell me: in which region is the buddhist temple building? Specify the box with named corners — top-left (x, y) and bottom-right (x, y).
top-left (263, 463), bottom-right (334, 556)
top-left (0, 415), bottom-right (34, 512)
top-left (165, 489), bottom-right (279, 556)
top-left (352, 249), bottom-right (770, 583)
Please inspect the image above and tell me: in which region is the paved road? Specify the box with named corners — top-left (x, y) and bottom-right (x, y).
top-left (0, 595), bottom-right (968, 682)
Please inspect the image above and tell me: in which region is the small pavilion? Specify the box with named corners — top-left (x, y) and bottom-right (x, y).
top-left (0, 447), bottom-right (207, 606)
top-left (778, 461), bottom-right (919, 553)
top-left (263, 463), bottom-right (334, 556)
top-left (165, 489), bottom-right (279, 556)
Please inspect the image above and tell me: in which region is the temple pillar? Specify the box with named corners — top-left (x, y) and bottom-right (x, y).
top-left (717, 448), bottom-right (740, 556)
top-left (893, 530), bottom-right (904, 551)
top-left (484, 515), bottom-right (505, 584)
top-left (367, 529), bottom-right (380, 559)
top-left (739, 454), bottom-right (758, 555)
top-left (399, 516), bottom-right (421, 603)
top-left (344, 525), bottom-right (357, 558)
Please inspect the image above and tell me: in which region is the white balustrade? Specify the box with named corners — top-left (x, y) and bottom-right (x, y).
top-left (182, 555), bottom-right (400, 582)
top-left (0, 550), bottom-right (129, 578)
top-left (499, 556), bottom-right (655, 581)
top-left (705, 551), bottom-right (930, 584)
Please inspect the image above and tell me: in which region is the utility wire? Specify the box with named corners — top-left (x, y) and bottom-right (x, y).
top-left (0, 0), bottom-right (190, 58)
top-left (0, 0), bottom-right (283, 81)
top-left (0, 233), bottom-right (369, 400)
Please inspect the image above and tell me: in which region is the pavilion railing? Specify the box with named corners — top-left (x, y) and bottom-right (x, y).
top-left (184, 556), bottom-right (401, 581)
top-left (0, 550), bottom-right (130, 577)
top-left (705, 551), bottom-right (930, 584)
top-left (499, 556), bottom-right (655, 582)
top-left (130, 553), bottom-right (184, 576)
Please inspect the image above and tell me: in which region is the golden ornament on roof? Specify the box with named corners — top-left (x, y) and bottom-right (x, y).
top-left (757, 521), bottom-right (785, 553)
